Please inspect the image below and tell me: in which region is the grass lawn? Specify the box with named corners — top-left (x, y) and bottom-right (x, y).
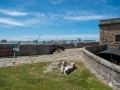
top-left (0, 61), bottom-right (112, 90)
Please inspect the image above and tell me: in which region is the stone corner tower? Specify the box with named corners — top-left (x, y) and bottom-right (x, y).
top-left (99, 18), bottom-right (120, 47)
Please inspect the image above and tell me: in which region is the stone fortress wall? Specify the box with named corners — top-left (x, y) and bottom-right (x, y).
top-left (0, 44), bottom-right (13, 50)
top-left (0, 42), bottom-right (99, 56)
top-left (82, 45), bottom-right (120, 90)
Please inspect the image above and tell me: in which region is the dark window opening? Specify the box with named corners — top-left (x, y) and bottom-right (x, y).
top-left (115, 35), bottom-right (120, 41)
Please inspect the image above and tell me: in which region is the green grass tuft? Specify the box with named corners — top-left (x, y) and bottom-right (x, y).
top-left (0, 61), bottom-right (112, 90)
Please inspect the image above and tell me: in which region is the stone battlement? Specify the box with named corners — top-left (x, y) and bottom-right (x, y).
top-left (99, 18), bottom-right (120, 25)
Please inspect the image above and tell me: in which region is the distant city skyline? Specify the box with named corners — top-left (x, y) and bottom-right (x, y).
top-left (0, 0), bottom-right (120, 41)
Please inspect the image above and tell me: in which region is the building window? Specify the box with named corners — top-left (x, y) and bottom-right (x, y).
top-left (115, 35), bottom-right (120, 42)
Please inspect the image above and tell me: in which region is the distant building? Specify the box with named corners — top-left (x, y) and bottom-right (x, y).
top-left (99, 18), bottom-right (120, 49)
top-left (33, 40), bottom-right (38, 44)
top-left (77, 37), bottom-right (81, 43)
top-left (1, 39), bottom-right (7, 43)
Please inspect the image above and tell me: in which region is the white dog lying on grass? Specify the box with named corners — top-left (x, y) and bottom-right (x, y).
top-left (61, 61), bottom-right (75, 74)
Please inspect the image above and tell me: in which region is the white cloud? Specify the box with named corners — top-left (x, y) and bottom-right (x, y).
top-left (0, 9), bottom-right (27, 16)
top-left (64, 15), bottom-right (107, 21)
top-left (0, 18), bottom-right (25, 26)
top-left (0, 9), bottom-right (111, 28)
top-left (25, 12), bottom-right (62, 27)
top-left (22, 18), bottom-right (41, 26)
top-left (0, 13), bottom-right (48, 27)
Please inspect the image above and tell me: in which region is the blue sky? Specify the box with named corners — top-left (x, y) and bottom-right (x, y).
top-left (0, 0), bottom-right (120, 41)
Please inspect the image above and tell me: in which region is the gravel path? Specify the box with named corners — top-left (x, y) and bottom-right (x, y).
top-left (0, 48), bottom-right (84, 67)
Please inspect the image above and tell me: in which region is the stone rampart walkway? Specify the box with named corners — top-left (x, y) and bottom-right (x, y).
top-left (0, 48), bottom-right (83, 67)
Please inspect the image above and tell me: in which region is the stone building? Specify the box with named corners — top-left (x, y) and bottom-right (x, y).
top-left (99, 18), bottom-right (120, 49)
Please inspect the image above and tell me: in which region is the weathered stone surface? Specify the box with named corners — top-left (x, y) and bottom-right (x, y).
top-left (0, 48), bottom-right (82, 68)
top-left (43, 61), bottom-right (61, 73)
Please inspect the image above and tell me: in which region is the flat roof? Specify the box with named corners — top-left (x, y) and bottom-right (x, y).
top-left (99, 18), bottom-right (120, 25)
top-left (97, 49), bottom-right (120, 56)
top-left (100, 18), bottom-right (120, 21)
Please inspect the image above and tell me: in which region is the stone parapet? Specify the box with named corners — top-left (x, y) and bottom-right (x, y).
top-left (82, 45), bottom-right (120, 90)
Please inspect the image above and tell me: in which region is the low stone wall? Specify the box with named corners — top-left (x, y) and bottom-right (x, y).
top-left (16, 45), bottom-right (58, 56)
top-left (108, 44), bottom-right (120, 50)
top-left (0, 44), bottom-right (13, 50)
top-left (17, 42), bottom-right (100, 56)
top-left (77, 42), bottom-right (99, 48)
top-left (82, 45), bottom-right (120, 90)
top-left (60, 42), bottom-right (99, 49)
top-left (85, 44), bottom-right (107, 54)
top-left (59, 44), bottom-right (74, 49)
top-left (0, 42), bottom-right (99, 57)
